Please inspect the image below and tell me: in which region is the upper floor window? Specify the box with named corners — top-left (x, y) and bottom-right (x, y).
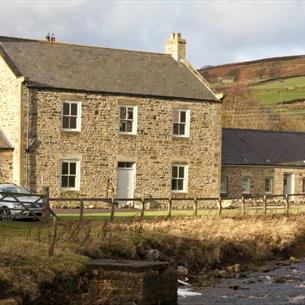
top-left (171, 164), bottom-right (188, 192)
top-left (242, 176), bottom-right (251, 194)
top-left (60, 160), bottom-right (80, 191)
top-left (220, 176), bottom-right (228, 194)
top-left (264, 177), bottom-right (273, 194)
top-left (119, 105), bottom-right (137, 135)
top-left (62, 101), bottom-right (81, 131)
top-left (173, 109), bottom-right (190, 137)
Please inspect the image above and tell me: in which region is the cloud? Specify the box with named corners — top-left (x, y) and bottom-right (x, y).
top-left (1, 0), bottom-right (305, 67)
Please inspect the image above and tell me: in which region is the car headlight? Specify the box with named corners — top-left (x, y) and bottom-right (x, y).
top-left (12, 203), bottom-right (23, 209)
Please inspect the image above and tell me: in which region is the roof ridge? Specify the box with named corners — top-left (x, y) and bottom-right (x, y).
top-left (0, 35), bottom-right (168, 57)
top-left (223, 127), bottom-right (305, 135)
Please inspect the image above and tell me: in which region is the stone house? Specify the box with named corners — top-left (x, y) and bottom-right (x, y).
top-left (221, 128), bottom-right (305, 198)
top-left (0, 33), bottom-right (222, 198)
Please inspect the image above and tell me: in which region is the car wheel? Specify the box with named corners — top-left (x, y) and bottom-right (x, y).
top-left (0, 207), bottom-right (12, 221)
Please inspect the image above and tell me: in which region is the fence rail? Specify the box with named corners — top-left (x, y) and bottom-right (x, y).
top-left (48, 192), bottom-right (305, 222)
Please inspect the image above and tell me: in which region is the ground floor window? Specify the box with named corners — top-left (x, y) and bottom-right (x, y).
top-left (264, 177), bottom-right (273, 194)
top-left (242, 176), bottom-right (251, 194)
top-left (220, 176), bottom-right (228, 194)
top-left (303, 178), bottom-right (305, 193)
top-left (60, 160), bottom-right (80, 190)
top-left (171, 164), bottom-right (188, 192)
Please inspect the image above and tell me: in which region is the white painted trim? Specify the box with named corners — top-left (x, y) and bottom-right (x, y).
top-left (118, 105), bottom-right (138, 135)
top-left (61, 101), bottom-right (82, 132)
top-left (60, 159), bottom-right (81, 192)
top-left (171, 164), bottom-right (188, 193)
top-left (172, 109), bottom-right (190, 138)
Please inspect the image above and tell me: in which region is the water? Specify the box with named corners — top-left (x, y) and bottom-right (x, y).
top-left (179, 259), bottom-right (305, 305)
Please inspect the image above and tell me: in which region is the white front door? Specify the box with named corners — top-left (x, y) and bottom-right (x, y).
top-left (117, 162), bottom-right (135, 206)
top-left (283, 173), bottom-right (295, 195)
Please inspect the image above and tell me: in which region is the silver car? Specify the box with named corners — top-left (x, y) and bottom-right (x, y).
top-left (0, 184), bottom-right (43, 220)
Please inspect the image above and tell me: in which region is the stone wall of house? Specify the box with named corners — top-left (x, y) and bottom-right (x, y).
top-left (222, 165), bottom-right (305, 198)
top-left (0, 150), bottom-right (13, 182)
top-left (25, 88), bottom-right (222, 198)
top-left (0, 56), bottom-right (24, 185)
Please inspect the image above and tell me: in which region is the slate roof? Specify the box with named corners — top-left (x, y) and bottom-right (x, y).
top-left (0, 130), bottom-right (13, 150)
top-left (0, 36), bottom-right (217, 101)
top-left (222, 128), bottom-right (305, 166)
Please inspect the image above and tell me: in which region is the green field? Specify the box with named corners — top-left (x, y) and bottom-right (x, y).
top-left (252, 76), bottom-right (305, 105)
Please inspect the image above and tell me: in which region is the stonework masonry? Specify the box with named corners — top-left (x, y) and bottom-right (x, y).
top-left (24, 88), bottom-right (222, 198)
top-left (0, 56), bottom-right (24, 184)
top-left (222, 165), bottom-right (305, 198)
top-left (0, 150), bottom-right (13, 182)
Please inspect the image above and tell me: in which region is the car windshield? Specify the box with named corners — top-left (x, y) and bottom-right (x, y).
top-left (0, 186), bottom-right (31, 194)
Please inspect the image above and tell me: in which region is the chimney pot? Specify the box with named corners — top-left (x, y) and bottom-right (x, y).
top-left (45, 33), bottom-right (50, 42)
top-left (165, 32), bottom-right (186, 61)
top-left (51, 33), bottom-right (56, 43)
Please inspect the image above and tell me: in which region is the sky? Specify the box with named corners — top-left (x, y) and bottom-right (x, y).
top-left (1, 0), bottom-right (305, 68)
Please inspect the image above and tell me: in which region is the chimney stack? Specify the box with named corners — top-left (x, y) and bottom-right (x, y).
top-left (165, 32), bottom-right (186, 61)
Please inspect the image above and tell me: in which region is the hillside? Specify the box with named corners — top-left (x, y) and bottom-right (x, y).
top-left (199, 55), bottom-right (305, 131)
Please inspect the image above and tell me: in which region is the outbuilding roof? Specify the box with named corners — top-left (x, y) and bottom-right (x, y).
top-left (0, 36), bottom-right (217, 101)
top-left (0, 129), bottom-right (13, 150)
top-left (222, 128), bottom-right (305, 166)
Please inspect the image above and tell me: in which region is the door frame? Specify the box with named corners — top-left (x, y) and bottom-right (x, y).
top-left (116, 161), bottom-right (136, 206)
top-left (283, 173), bottom-right (295, 198)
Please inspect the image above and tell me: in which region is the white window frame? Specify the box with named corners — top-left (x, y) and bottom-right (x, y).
top-left (220, 176), bottom-right (228, 194)
top-left (264, 177), bottom-right (273, 194)
top-left (118, 105), bottom-right (138, 135)
top-left (242, 176), bottom-right (251, 194)
top-left (61, 101), bottom-right (81, 132)
top-left (60, 159), bottom-right (80, 191)
top-left (171, 164), bottom-right (188, 193)
top-left (172, 109), bottom-right (190, 138)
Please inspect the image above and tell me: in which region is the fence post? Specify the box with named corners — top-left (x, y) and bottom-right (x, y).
top-left (140, 196), bottom-right (145, 219)
top-left (79, 199), bottom-right (84, 223)
top-left (241, 196), bottom-right (245, 216)
top-left (49, 216), bottom-right (58, 256)
top-left (263, 195), bottom-right (267, 214)
top-left (110, 197), bottom-right (115, 222)
top-left (167, 197), bottom-right (172, 218)
top-left (193, 197), bottom-right (198, 217)
top-left (42, 186), bottom-right (50, 224)
top-left (285, 194), bottom-right (290, 216)
top-left (218, 197), bottom-right (222, 216)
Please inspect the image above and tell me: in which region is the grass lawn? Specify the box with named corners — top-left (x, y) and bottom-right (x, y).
top-left (251, 76), bottom-right (305, 105)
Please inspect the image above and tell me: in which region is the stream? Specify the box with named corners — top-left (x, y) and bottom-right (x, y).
top-left (178, 259), bottom-right (305, 305)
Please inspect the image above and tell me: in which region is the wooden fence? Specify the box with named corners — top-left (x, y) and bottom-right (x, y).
top-left (48, 192), bottom-right (305, 222)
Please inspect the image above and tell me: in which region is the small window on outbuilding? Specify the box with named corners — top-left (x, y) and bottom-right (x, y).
top-left (242, 176), bottom-right (251, 194)
top-left (220, 176), bottom-right (228, 195)
top-left (264, 177), bottom-right (273, 194)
